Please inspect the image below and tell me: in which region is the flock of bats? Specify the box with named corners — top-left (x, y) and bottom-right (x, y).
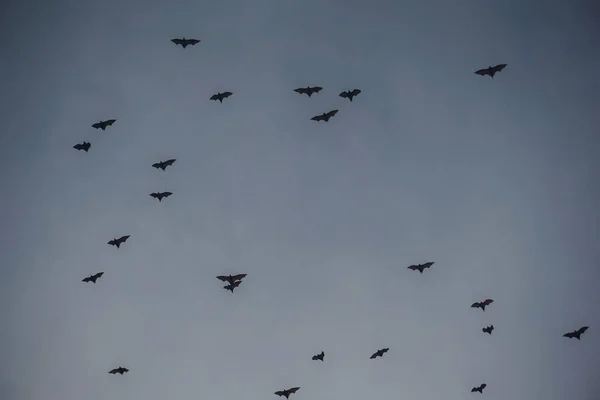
top-left (74, 37), bottom-right (589, 395)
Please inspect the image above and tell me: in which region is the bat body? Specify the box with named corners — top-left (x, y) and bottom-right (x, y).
top-left (82, 272), bottom-right (104, 283)
top-left (73, 142), bottom-right (91, 152)
top-left (370, 348), bottom-right (389, 359)
top-left (216, 274), bottom-right (247, 286)
top-left (224, 280), bottom-right (242, 293)
top-left (482, 325), bottom-right (494, 335)
top-left (407, 262), bottom-right (434, 274)
top-left (311, 109), bottom-right (338, 122)
top-left (563, 326), bottom-right (589, 340)
top-left (312, 351), bottom-right (324, 361)
top-left (210, 92), bottom-right (233, 103)
top-left (109, 366), bottom-right (129, 375)
top-left (471, 298), bottom-right (494, 311)
top-left (150, 192), bottom-right (173, 202)
top-left (339, 89), bottom-right (361, 101)
top-left (274, 387), bottom-right (300, 399)
top-left (475, 64), bottom-right (507, 78)
top-left (294, 86), bottom-right (322, 97)
top-left (171, 38), bottom-right (200, 48)
top-left (471, 384), bottom-right (487, 393)
top-left (92, 119), bottom-right (116, 130)
top-left (108, 235), bottom-right (130, 248)
top-left (152, 159), bottom-right (176, 171)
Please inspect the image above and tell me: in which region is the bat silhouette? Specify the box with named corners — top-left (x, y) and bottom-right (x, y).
top-left (82, 272), bottom-right (104, 283)
top-left (471, 384), bottom-right (487, 393)
top-left (311, 109), bottom-right (338, 122)
top-left (152, 159), bottom-right (176, 171)
top-left (471, 298), bottom-right (494, 311)
top-left (150, 192), bottom-right (173, 202)
top-left (563, 326), bottom-right (589, 340)
top-left (475, 64), bottom-right (507, 78)
top-left (407, 262), bottom-right (434, 273)
top-left (210, 92), bottom-right (233, 103)
top-left (274, 387), bottom-right (300, 399)
top-left (339, 89), bottom-right (361, 101)
top-left (171, 38), bottom-right (200, 48)
top-left (216, 274), bottom-right (247, 285)
top-left (73, 142), bottom-right (91, 152)
top-left (482, 325), bottom-right (494, 335)
top-left (224, 280), bottom-right (242, 293)
top-left (108, 235), bottom-right (130, 248)
top-left (294, 86), bottom-right (323, 97)
top-left (312, 351), bottom-right (324, 361)
top-left (108, 366), bottom-right (129, 375)
top-left (370, 348), bottom-right (389, 359)
top-left (91, 119), bottom-right (116, 130)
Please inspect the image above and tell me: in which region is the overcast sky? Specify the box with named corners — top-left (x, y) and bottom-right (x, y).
top-left (1, 0), bottom-right (599, 399)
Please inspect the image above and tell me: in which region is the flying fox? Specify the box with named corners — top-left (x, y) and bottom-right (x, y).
top-left (311, 109), bottom-right (338, 122)
top-left (475, 64), bottom-right (507, 78)
top-left (82, 272), bottom-right (104, 283)
top-left (210, 92), bottom-right (233, 103)
top-left (108, 235), bottom-right (130, 248)
top-left (370, 348), bottom-right (389, 359)
top-left (471, 299), bottom-right (494, 311)
top-left (274, 387), bottom-right (300, 399)
top-left (294, 86), bottom-right (322, 97)
top-left (563, 326), bottom-right (589, 340)
top-left (73, 142), bottom-right (91, 152)
top-left (108, 366), bottom-right (129, 375)
top-left (152, 159), bottom-right (176, 171)
top-left (471, 384), bottom-right (487, 393)
top-left (312, 351), bottom-right (324, 361)
top-left (150, 192), bottom-right (173, 202)
top-left (171, 38), bottom-right (200, 48)
top-left (407, 262), bottom-right (434, 273)
top-left (339, 89), bottom-right (361, 101)
top-left (92, 119), bottom-right (116, 130)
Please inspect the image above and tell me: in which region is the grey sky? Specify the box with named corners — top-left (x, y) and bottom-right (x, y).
top-left (1, 0), bottom-right (599, 399)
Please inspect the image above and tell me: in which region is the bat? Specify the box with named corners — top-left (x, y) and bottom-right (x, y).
top-left (274, 387), bottom-right (300, 399)
top-left (369, 348), bottom-right (389, 359)
top-left (210, 92), bottom-right (233, 103)
top-left (216, 274), bottom-right (247, 285)
top-left (471, 298), bottom-right (494, 311)
top-left (73, 142), bottom-right (91, 152)
top-left (108, 366), bottom-right (129, 375)
top-left (310, 109), bottom-right (338, 122)
top-left (82, 272), bottom-right (104, 283)
top-left (152, 159), bottom-right (176, 171)
top-left (312, 351), bottom-right (324, 361)
top-left (171, 38), bottom-right (200, 48)
top-left (471, 384), bottom-right (487, 393)
top-left (150, 192), bottom-right (173, 202)
top-left (339, 89), bottom-right (361, 101)
top-left (108, 235), bottom-right (130, 248)
top-left (91, 119), bottom-right (116, 130)
top-left (294, 86), bottom-right (323, 97)
top-left (482, 325), bottom-right (494, 335)
top-left (475, 64), bottom-right (507, 78)
top-left (407, 262), bottom-right (435, 274)
top-left (563, 326), bottom-right (589, 340)
top-left (224, 280), bottom-right (242, 293)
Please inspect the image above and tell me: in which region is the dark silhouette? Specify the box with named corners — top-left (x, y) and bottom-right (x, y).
top-left (152, 159), bottom-right (176, 171)
top-left (482, 325), bottom-right (494, 335)
top-left (73, 142), bottom-right (91, 152)
top-left (369, 348), bottom-right (389, 359)
top-left (471, 299), bottom-right (494, 311)
top-left (312, 351), bottom-right (324, 361)
top-left (339, 89), bottom-right (361, 101)
top-left (216, 274), bottom-right (247, 286)
top-left (311, 109), bottom-right (338, 122)
top-left (274, 387), bottom-right (300, 399)
top-left (224, 280), bottom-right (242, 293)
top-left (92, 119), bottom-right (116, 130)
top-left (171, 38), bottom-right (200, 48)
top-left (210, 92), bottom-right (233, 103)
top-left (108, 235), bottom-right (130, 248)
top-left (407, 262), bottom-right (434, 274)
top-left (150, 192), bottom-right (173, 202)
top-left (294, 86), bottom-right (323, 97)
top-left (82, 272), bottom-right (104, 283)
top-left (471, 384), bottom-right (487, 393)
top-left (108, 366), bottom-right (129, 375)
top-left (475, 64), bottom-right (507, 78)
top-left (563, 326), bottom-right (589, 340)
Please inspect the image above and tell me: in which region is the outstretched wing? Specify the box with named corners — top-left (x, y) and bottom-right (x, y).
top-left (294, 88), bottom-right (308, 95)
top-left (216, 276), bottom-right (230, 282)
top-left (91, 122), bottom-right (102, 129)
top-left (104, 119), bottom-right (116, 127)
top-left (407, 265), bottom-right (419, 271)
top-left (274, 391), bottom-right (286, 397)
top-left (309, 86), bottom-right (323, 94)
top-left (422, 262), bottom-right (434, 269)
top-left (152, 162), bottom-right (162, 169)
top-left (471, 302), bottom-right (482, 309)
top-left (171, 38), bottom-right (183, 45)
top-left (82, 276), bottom-right (92, 283)
top-left (351, 89), bottom-right (361, 96)
top-left (150, 193), bottom-right (159, 199)
top-left (164, 159), bottom-right (176, 166)
top-left (210, 94), bottom-right (220, 101)
top-left (482, 299), bottom-right (494, 306)
top-left (185, 39), bottom-right (200, 46)
top-left (492, 64), bottom-right (507, 73)
top-left (288, 387), bottom-right (300, 394)
top-left (108, 239), bottom-right (117, 246)
top-left (339, 91), bottom-right (350, 98)
top-left (563, 331), bottom-right (575, 338)
top-left (73, 144), bottom-right (83, 150)
top-left (231, 273), bottom-right (247, 281)
top-left (327, 109), bottom-right (339, 117)
top-left (311, 114), bottom-right (325, 121)
top-left (222, 92), bottom-right (233, 98)
top-left (94, 272), bottom-right (104, 279)
top-left (475, 68), bottom-right (491, 76)
top-left (162, 192), bottom-right (173, 198)
top-left (577, 326), bottom-right (589, 335)
top-left (471, 387), bottom-right (478, 392)
top-left (108, 369), bottom-right (118, 374)
top-left (118, 235), bottom-right (130, 244)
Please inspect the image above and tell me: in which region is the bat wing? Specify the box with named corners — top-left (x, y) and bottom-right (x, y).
top-left (164, 159), bottom-right (176, 166)
top-left (187, 39), bottom-right (200, 45)
top-left (163, 192), bottom-right (173, 197)
top-left (108, 239), bottom-right (117, 246)
top-left (471, 388), bottom-right (477, 392)
top-left (471, 302), bottom-right (481, 308)
top-left (492, 64), bottom-right (507, 73)
top-left (563, 331), bottom-right (575, 338)
top-left (91, 122), bottom-right (102, 129)
top-left (210, 94), bottom-right (220, 101)
top-left (381, 348), bottom-right (389, 353)
top-left (339, 91), bottom-right (350, 98)
top-left (222, 92), bottom-right (233, 98)
top-left (118, 235), bottom-right (130, 244)
top-left (274, 391), bottom-right (286, 397)
top-left (312, 355), bottom-right (318, 360)
top-left (351, 89), bottom-right (361, 96)
top-left (475, 68), bottom-right (491, 76)
top-left (369, 352), bottom-right (379, 359)
top-left (109, 369), bottom-right (118, 374)
top-left (407, 265), bottom-right (419, 271)
top-left (294, 88), bottom-right (308, 95)
top-left (311, 114), bottom-right (325, 121)
top-left (73, 144), bottom-right (83, 150)
top-left (82, 276), bottom-right (92, 283)
top-left (231, 273), bottom-right (247, 281)
top-left (310, 87), bottom-right (323, 94)
top-left (482, 299), bottom-right (494, 306)
top-left (171, 38), bottom-right (183, 45)
top-left (152, 163), bottom-right (162, 169)
top-left (327, 109), bottom-right (339, 117)
top-left (105, 119), bottom-right (116, 126)
top-left (423, 262), bottom-right (434, 269)
top-left (577, 326), bottom-right (589, 335)
top-left (288, 387), bottom-right (300, 394)
top-left (216, 276), bottom-right (230, 282)
top-left (94, 272), bottom-right (104, 279)
top-left (150, 193), bottom-right (159, 199)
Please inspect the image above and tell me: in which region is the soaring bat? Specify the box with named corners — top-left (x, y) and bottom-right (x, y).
top-left (475, 64), bottom-right (507, 78)
top-left (563, 326), bottom-right (589, 340)
top-left (312, 351), bottom-right (324, 361)
top-left (82, 272), bottom-right (104, 283)
top-left (369, 348), bottom-right (389, 359)
top-left (224, 280), bottom-right (242, 293)
top-left (311, 109), bottom-right (338, 122)
top-left (171, 38), bottom-right (200, 48)
top-left (210, 92), bottom-right (233, 103)
top-left (73, 142), bottom-right (91, 152)
top-left (108, 366), bottom-right (129, 375)
top-left (108, 235), bottom-right (130, 248)
top-left (339, 89), bottom-right (361, 101)
top-left (91, 119), bottom-right (116, 130)
top-left (294, 86), bottom-right (323, 97)
top-left (471, 384), bottom-right (487, 393)
top-left (216, 274), bottom-right (247, 285)
top-left (274, 387), bottom-right (300, 399)
top-left (482, 325), bottom-right (494, 335)
top-left (471, 298), bottom-right (494, 311)
top-left (407, 262), bottom-right (434, 274)
top-left (150, 192), bottom-right (173, 202)
top-left (152, 159), bottom-right (176, 171)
